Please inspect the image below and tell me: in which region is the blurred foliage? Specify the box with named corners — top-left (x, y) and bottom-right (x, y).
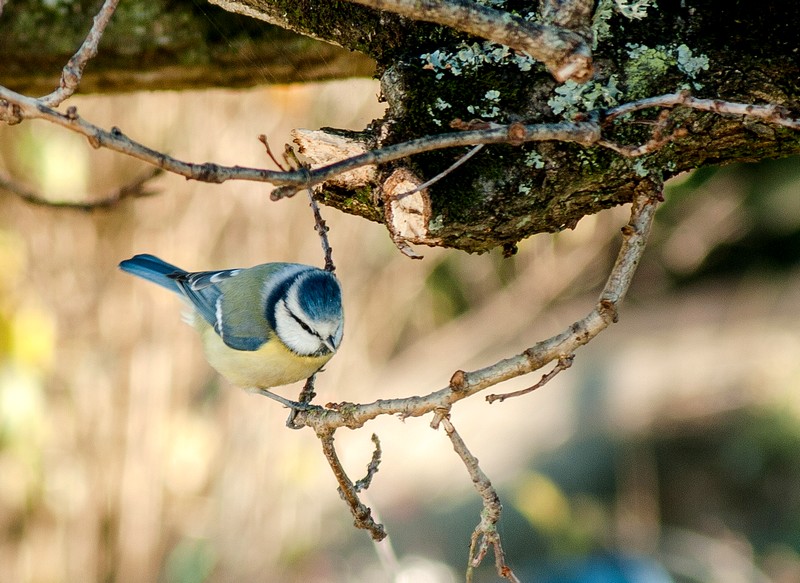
top-left (656, 157), bottom-right (800, 284)
top-left (0, 228), bottom-right (54, 555)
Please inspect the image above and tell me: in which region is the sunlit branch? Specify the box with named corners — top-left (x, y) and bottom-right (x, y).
top-left (353, 434), bottom-right (382, 493)
top-left (284, 375), bottom-right (318, 429)
top-left (0, 87), bottom-right (296, 184)
top-left (289, 182), bottom-right (661, 432)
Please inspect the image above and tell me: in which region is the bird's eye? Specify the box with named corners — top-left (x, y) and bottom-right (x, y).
top-left (289, 310), bottom-right (317, 337)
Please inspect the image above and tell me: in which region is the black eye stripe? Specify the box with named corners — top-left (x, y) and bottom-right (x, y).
top-left (288, 307), bottom-right (319, 338)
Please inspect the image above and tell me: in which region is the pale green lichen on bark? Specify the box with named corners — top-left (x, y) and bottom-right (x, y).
top-left (548, 76), bottom-right (621, 116)
top-left (624, 43), bottom-right (709, 99)
top-left (591, 0), bottom-right (657, 49)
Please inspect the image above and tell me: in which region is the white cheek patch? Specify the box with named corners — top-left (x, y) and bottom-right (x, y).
top-left (274, 299), bottom-right (323, 356)
top-left (285, 285), bottom-right (305, 321)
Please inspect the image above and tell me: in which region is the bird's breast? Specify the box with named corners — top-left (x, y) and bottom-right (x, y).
top-left (196, 318), bottom-right (334, 388)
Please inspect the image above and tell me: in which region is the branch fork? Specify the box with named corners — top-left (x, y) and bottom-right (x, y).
top-left (262, 185), bottom-right (661, 579)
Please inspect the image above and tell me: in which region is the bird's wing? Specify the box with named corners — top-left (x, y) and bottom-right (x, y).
top-left (175, 266), bottom-right (284, 352)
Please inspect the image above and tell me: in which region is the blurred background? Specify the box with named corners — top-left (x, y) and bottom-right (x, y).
top-left (1, 75), bottom-right (800, 583)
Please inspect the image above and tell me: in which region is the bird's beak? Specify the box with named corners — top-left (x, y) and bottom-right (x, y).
top-left (323, 337), bottom-right (337, 353)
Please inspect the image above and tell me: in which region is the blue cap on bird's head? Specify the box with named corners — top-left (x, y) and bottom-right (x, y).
top-left (296, 270), bottom-right (343, 321)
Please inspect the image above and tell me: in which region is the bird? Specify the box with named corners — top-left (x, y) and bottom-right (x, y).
top-left (119, 254), bottom-right (343, 389)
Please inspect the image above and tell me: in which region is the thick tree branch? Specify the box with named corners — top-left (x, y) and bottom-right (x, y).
top-left (346, 0), bottom-right (592, 82)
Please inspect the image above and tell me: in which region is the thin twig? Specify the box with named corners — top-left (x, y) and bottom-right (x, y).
top-left (319, 430), bottom-right (387, 541)
top-left (486, 353), bottom-right (574, 403)
top-left (0, 85), bottom-right (602, 193)
top-left (604, 90), bottom-right (800, 130)
top-left (258, 134), bottom-right (288, 171)
top-left (397, 144), bottom-right (484, 200)
top-left (307, 187), bottom-right (335, 272)
top-left (440, 415), bottom-right (520, 583)
top-left (600, 109), bottom-right (689, 156)
top-left (353, 434), bottom-right (382, 493)
top-left (0, 167), bottom-right (163, 210)
top-left (0, 87), bottom-right (297, 183)
top-left (271, 121), bottom-right (600, 198)
top-left (347, 0), bottom-right (592, 82)
top-left (39, 0), bottom-right (121, 107)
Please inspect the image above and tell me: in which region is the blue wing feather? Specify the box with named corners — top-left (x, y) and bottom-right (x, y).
top-left (120, 254), bottom-right (273, 351)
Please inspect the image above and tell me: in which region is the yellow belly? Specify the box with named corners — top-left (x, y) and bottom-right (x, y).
top-left (197, 320), bottom-right (333, 388)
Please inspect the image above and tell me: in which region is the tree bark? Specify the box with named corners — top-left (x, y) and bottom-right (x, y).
top-left (3, 0), bottom-right (799, 253)
top-left (205, 0), bottom-right (800, 252)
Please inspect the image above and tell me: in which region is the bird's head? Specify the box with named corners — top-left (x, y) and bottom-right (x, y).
top-left (272, 269), bottom-right (343, 357)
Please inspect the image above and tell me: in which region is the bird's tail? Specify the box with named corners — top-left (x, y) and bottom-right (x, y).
top-left (119, 254), bottom-right (185, 294)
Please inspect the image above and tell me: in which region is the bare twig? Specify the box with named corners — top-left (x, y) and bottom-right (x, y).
top-left (604, 90), bottom-right (800, 130)
top-left (440, 415), bottom-right (520, 583)
top-left (599, 127), bottom-right (689, 157)
top-left (397, 144), bottom-right (484, 200)
top-left (0, 87), bottom-right (298, 183)
top-left (307, 187), bottom-right (336, 272)
top-left (297, 375), bottom-right (318, 407)
top-left (288, 183), bottom-right (660, 433)
top-left (0, 167), bottom-right (163, 210)
top-left (258, 134), bottom-right (288, 171)
top-left (353, 434), bottom-right (382, 493)
top-left (347, 0), bottom-right (592, 82)
top-left (319, 430), bottom-right (387, 541)
top-left (39, 0), bottom-right (121, 107)
top-left (600, 109), bottom-right (689, 157)
top-left (286, 184), bottom-right (657, 550)
top-left (0, 85), bottom-right (600, 195)
top-left (486, 353), bottom-right (574, 403)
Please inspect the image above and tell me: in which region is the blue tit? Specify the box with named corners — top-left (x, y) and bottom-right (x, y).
top-left (119, 254), bottom-right (343, 388)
